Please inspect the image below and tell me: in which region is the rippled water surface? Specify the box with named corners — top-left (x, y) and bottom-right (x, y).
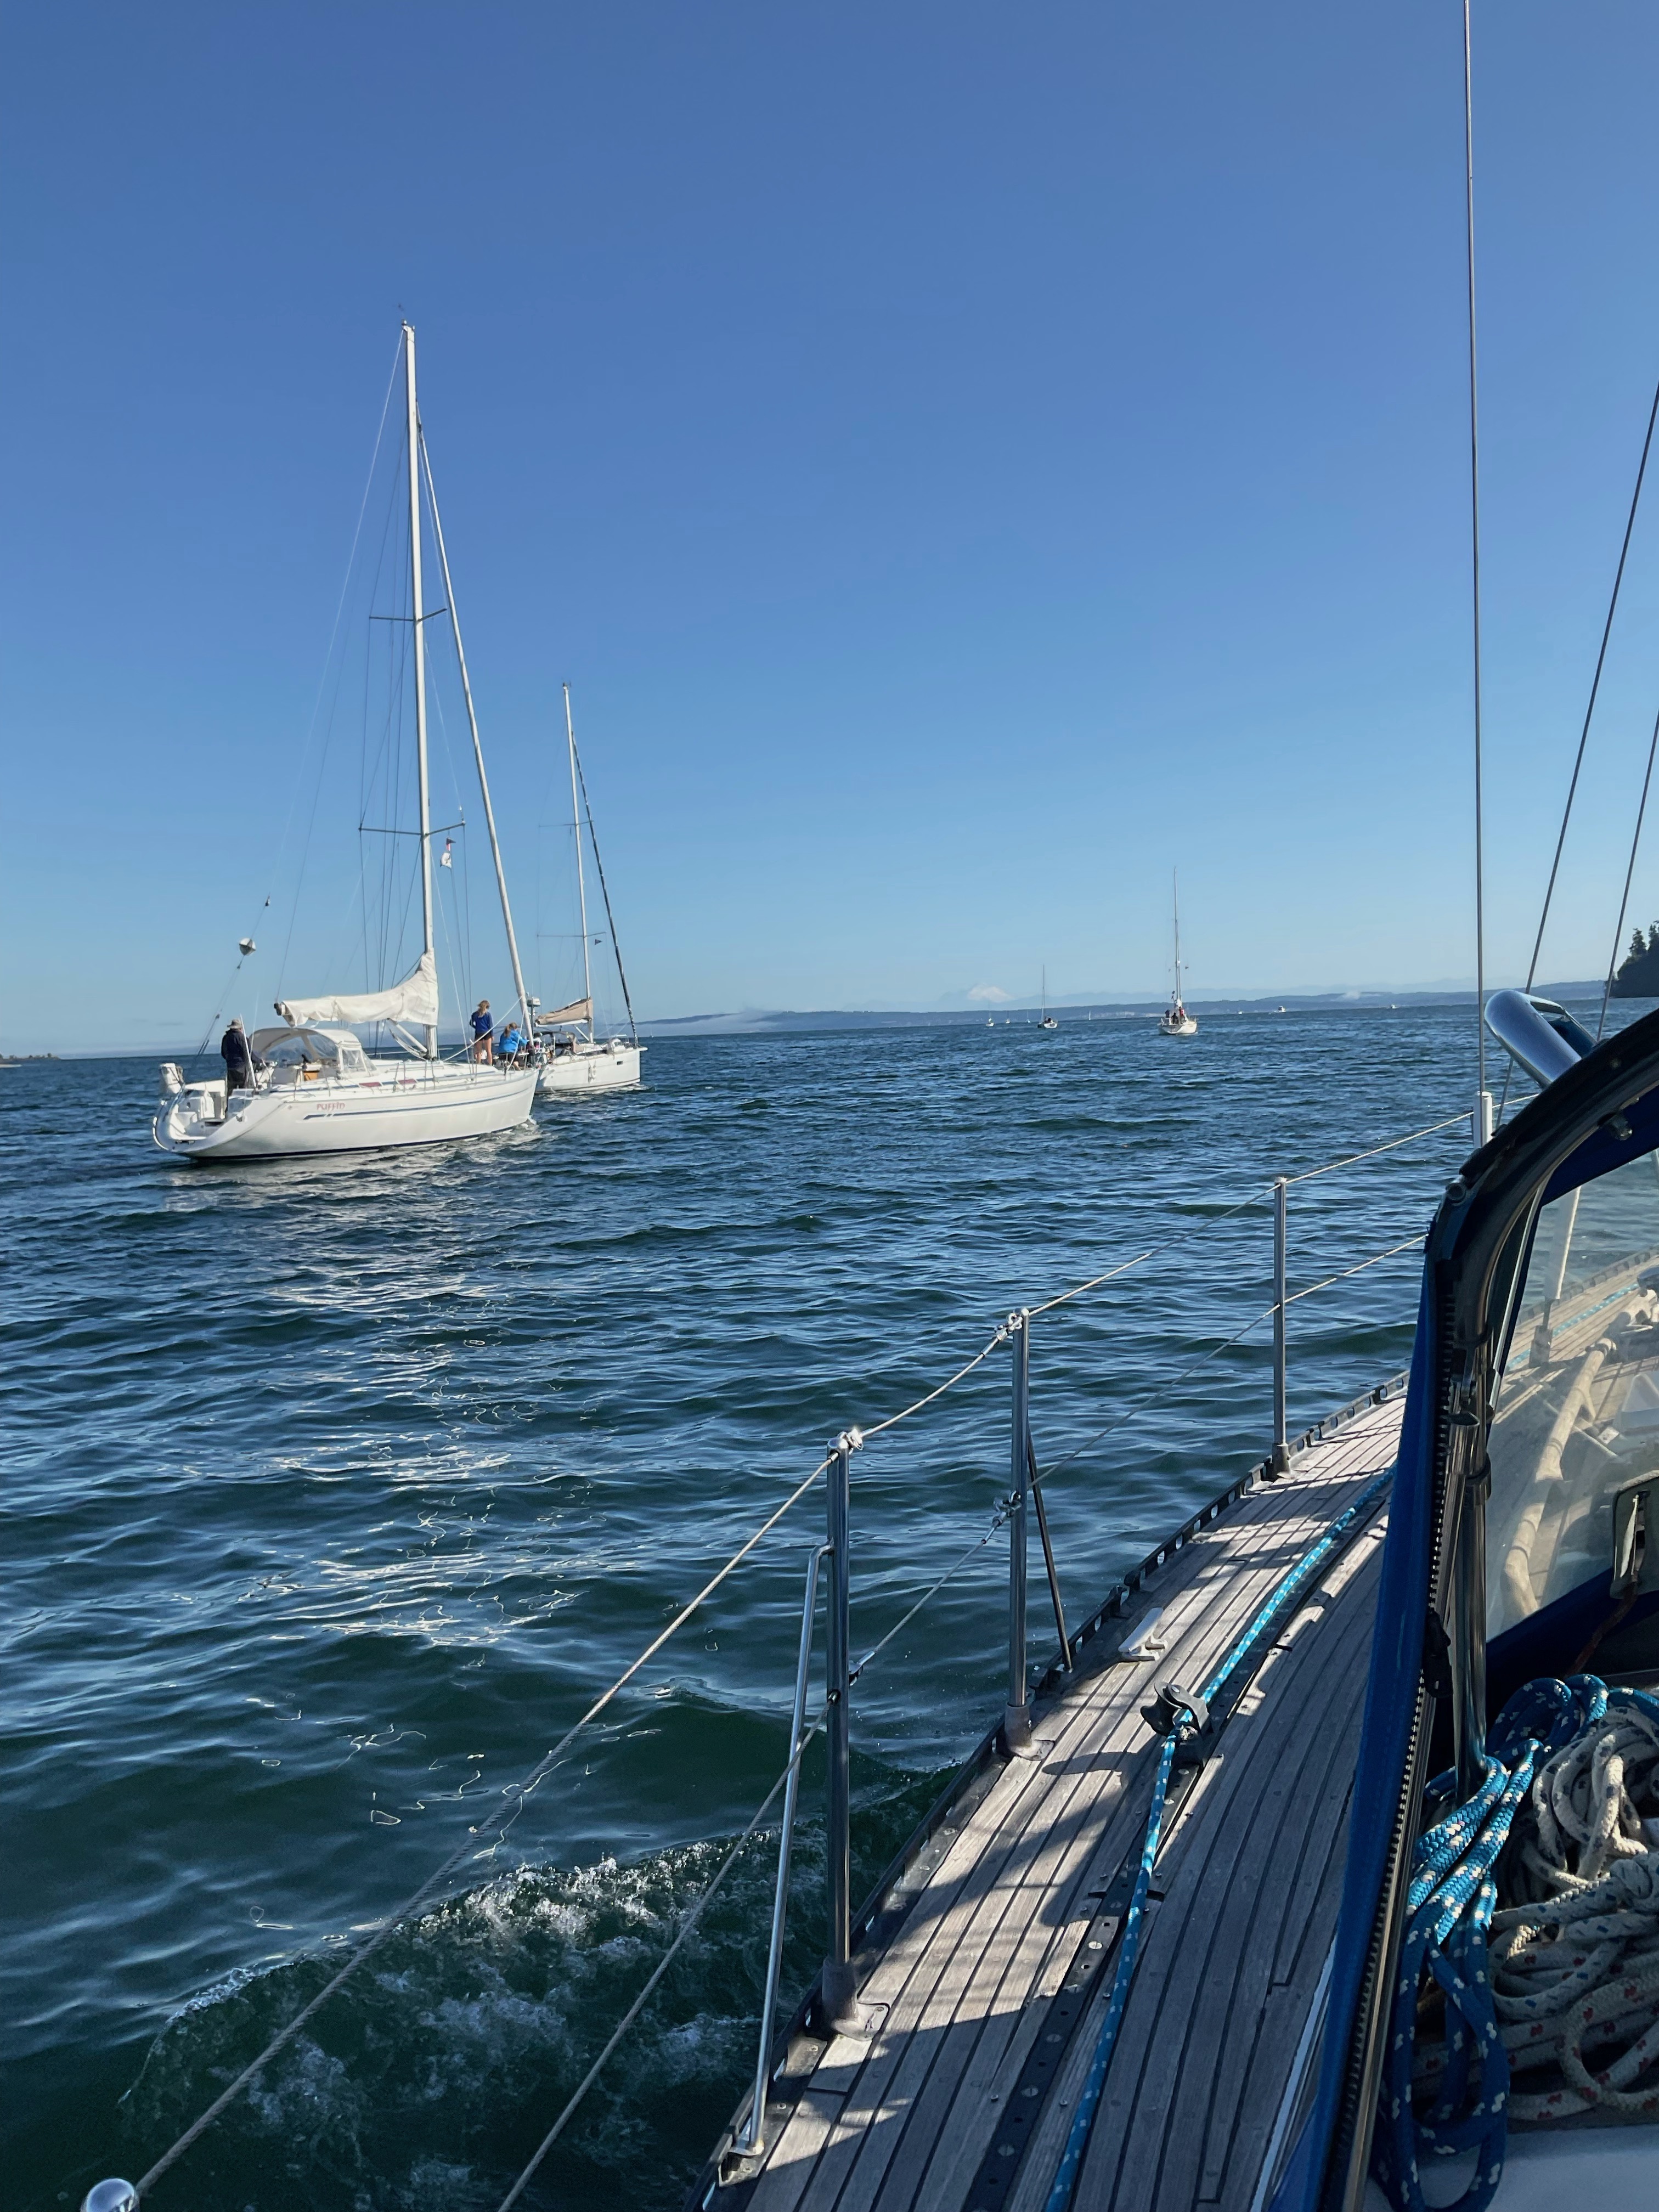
top-left (3, 1009), bottom-right (1555, 2209)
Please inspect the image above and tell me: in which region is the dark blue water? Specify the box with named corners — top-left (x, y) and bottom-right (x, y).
top-left (2, 1007), bottom-right (1549, 2210)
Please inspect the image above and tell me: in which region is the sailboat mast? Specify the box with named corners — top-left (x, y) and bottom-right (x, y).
top-left (404, 321), bottom-right (437, 1059)
top-left (419, 434), bottom-right (532, 1043)
top-left (1172, 870), bottom-right (1183, 1001)
top-left (564, 684), bottom-right (594, 1040)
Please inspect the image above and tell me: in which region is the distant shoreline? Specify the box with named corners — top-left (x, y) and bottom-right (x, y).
top-left (24, 983), bottom-right (1629, 1060)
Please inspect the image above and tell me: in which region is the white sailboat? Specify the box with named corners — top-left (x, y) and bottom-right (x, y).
top-left (536, 685), bottom-right (642, 1094)
top-left (1156, 870), bottom-right (1198, 1036)
top-left (154, 324), bottom-right (539, 1161)
top-left (1039, 967), bottom-right (1058, 1030)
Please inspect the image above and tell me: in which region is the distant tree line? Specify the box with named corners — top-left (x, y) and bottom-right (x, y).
top-left (1612, 924), bottom-right (1659, 997)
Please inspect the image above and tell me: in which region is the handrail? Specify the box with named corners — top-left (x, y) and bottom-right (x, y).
top-left (91, 1109), bottom-right (1470, 2207)
top-left (1283, 1113), bottom-right (1474, 1184)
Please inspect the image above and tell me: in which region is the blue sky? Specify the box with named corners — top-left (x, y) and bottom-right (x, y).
top-left (5, 3), bottom-right (1659, 1051)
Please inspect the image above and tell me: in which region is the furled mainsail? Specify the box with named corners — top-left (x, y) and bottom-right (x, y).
top-left (275, 951), bottom-right (439, 1030)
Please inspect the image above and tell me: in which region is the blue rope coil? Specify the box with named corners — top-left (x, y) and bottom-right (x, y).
top-left (1371, 1673), bottom-right (1637, 2212)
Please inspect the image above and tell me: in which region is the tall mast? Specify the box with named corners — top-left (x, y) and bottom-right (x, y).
top-left (404, 321), bottom-right (437, 1059)
top-left (1172, 870), bottom-right (1183, 1002)
top-left (420, 432), bottom-right (532, 1043)
top-left (565, 684), bottom-right (594, 1040)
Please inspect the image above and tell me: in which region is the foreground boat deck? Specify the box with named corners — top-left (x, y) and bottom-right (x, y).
top-left (699, 1390), bottom-right (1403, 2212)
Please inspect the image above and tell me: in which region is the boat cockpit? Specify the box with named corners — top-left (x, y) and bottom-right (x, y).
top-left (1292, 992), bottom-right (1659, 2211)
top-left (246, 1025), bottom-right (373, 1084)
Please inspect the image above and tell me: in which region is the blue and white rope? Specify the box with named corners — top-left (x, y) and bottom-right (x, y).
top-left (1043, 1458), bottom-right (1397, 2211)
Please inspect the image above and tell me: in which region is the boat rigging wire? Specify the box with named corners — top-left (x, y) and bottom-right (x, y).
top-left (1523, 369), bottom-right (1659, 998)
top-left (569, 730), bottom-right (639, 1043)
top-left (273, 338), bottom-right (404, 1009)
top-left (1596, 694), bottom-right (1659, 1041)
top-left (491, 1716), bottom-right (826, 2212)
top-left (1462, 0), bottom-right (1488, 1116)
top-left (1283, 1114), bottom-right (1472, 1183)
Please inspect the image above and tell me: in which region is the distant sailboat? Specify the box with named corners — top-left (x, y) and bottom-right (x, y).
top-left (535, 685), bottom-right (643, 1094)
top-left (1156, 871), bottom-right (1198, 1036)
top-left (1039, 968), bottom-right (1058, 1031)
top-left (153, 323), bottom-right (538, 1160)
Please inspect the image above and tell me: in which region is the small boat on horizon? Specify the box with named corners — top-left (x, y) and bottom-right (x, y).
top-left (1156, 870), bottom-right (1198, 1036)
top-left (1039, 967), bottom-right (1058, 1030)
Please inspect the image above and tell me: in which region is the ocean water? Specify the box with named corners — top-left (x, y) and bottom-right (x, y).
top-left (1, 1006), bottom-right (1556, 2211)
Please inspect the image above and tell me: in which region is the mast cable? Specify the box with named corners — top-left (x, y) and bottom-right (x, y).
top-left (1523, 371), bottom-right (1659, 995)
top-left (1462, 0), bottom-right (1487, 1115)
top-left (1597, 698), bottom-right (1659, 1041)
top-left (571, 732), bottom-right (640, 1044)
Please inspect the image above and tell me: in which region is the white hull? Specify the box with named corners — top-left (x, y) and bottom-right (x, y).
top-left (537, 1040), bottom-right (642, 1094)
top-left (154, 1060), bottom-right (538, 1161)
top-left (1158, 1012), bottom-right (1198, 1036)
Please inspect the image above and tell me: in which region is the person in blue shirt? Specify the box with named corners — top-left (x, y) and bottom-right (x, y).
top-left (497, 1020), bottom-right (525, 1064)
top-left (471, 1001), bottom-right (493, 1062)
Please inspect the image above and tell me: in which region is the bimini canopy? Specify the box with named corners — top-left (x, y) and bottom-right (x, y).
top-left (274, 951), bottom-right (437, 1032)
top-left (1283, 1001), bottom-right (1659, 2210)
top-left (246, 1025), bottom-right (371, 1076)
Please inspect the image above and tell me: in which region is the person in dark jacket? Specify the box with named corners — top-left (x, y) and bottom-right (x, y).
top-left (221, 1018), bottom-right (263, 1102)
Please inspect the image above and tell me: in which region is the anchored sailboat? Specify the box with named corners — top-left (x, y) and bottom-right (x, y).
top-left (1156, 870), bottom-right (1198, 1036)
top-left (153, 324), bottom-right (538, 1161)
top-left (535, 685), bottom-right (642, 1094)
top-left (1039, 968), bottom-right (1058, 1030)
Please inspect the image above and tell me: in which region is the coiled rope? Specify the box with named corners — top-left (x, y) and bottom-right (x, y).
top-left (1043, 1457), bottom-right (1397, 2211)
top-left (1374, 1675), bottom-right (1659, 2212)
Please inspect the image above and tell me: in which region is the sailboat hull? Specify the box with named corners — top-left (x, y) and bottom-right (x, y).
top-left (153, 1061), bottom-right (538, 1161)
top-left (537, 1041), bottom-right (642, 1094)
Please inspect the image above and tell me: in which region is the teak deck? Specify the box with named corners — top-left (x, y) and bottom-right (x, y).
top-left (697, 1390), bottom-right (1404, 2212)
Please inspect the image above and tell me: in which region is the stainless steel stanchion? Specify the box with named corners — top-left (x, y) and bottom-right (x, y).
top-left (1005, 1312), bottom-right (1034, 1750)
top-left (1271, 1178), bottom-right (1290, 1475)
top-left (821, 1431), bottom-right (857, 2026)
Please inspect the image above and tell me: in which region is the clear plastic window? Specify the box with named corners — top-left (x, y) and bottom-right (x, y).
top-left (1487, 1146), bottom-right (1659, 1636)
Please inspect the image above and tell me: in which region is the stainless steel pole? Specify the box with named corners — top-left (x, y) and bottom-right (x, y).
top-left (1005, 1312), bottom-right (1032, 1749)
top-left (822, 1434), bottom-right (855, 2027)
top-left (1272, 1179), bottom-right (1290, 1475)
top-left (737, 1542), bottom-right (828, 2157)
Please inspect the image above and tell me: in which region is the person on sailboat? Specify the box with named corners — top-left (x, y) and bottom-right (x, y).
top-left (220, 1018), bottom-right (264, 1099)
top-left (497, 1019), bottom-right (525, 1064)
top-left (471, 1001), bottom-right (494, 1063)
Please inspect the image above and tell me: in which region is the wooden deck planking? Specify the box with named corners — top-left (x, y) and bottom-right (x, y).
top-left (1072, 1539), bottom-right (1384, 2210)
top-left (731, 1396), bottom-right (1402, 2212)
top-left (1003, 1515), bottom-right (1389, 2212)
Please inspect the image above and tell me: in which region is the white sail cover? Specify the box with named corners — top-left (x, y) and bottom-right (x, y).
top-left (276, 951), bottom-right (439, 1031)
top-left (537, 996), bottom-right (593, 1025)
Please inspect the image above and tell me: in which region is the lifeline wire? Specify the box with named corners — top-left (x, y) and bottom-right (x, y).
top-left (1037, 1228), bottom-right (1423, 1488)
top-left (1044, 1458), bottom-right (1397, 2210)
top-left (131, 1455), bottom-right (832, 2198)
top-left (1284, 1114), bottom-right (1473, 1184)
top-left (492, 1716), bottom-right (825, 2212)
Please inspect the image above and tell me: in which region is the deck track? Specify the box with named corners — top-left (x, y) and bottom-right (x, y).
top-left (713, 1395), bottom-right (1403, 2212)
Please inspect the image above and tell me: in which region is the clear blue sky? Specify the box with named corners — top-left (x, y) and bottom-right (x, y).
top-left (5, 3), bottom-right (1659, 1051)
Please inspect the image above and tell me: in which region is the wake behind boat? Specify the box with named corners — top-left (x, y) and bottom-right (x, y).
top-left (154, 324), bottom-right (538, 1163)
